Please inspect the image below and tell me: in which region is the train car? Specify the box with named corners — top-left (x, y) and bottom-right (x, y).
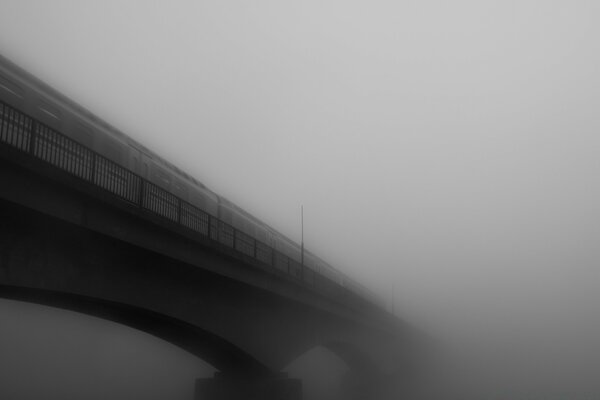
top-left (0, 54), bottom-right (382, 307)
top-left (0, 55), bottom-right (220, 218)
top-left (217, 196), bottom-right (276, 258)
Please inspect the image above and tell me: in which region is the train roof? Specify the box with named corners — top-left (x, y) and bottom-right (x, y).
top-left (0, 53), bottom-right (371, 303)
top-left (0, 53), bottom-right (212, 192)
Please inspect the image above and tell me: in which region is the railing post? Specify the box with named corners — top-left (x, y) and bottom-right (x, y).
top-left (90, 152), bottom-right (97, 183)
top-left (215, 218), bottom-right (220, 243)
top-left (177, 198), bottom-right (182, 224)
top-left (28, 119), bottom-right (37, 155)
top-left (138, 178), bottom-right (145, 208)
top-left (207, 213), bottom-right (212, 239)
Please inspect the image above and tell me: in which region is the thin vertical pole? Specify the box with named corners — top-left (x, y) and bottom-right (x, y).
top-left (301, 205), bottom-right (304, 268)
top-left (391, 281), bottom-right (395, 315)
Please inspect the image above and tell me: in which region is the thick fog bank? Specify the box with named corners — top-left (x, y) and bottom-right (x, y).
top-left (1, 1), bottom-right (600, 399)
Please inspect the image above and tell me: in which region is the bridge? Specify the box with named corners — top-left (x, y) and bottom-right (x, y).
top-left (0, 65), bottom-right (426, 400)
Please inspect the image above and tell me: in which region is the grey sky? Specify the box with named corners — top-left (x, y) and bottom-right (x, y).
top-left (1, 1), bottom-right (600, 398)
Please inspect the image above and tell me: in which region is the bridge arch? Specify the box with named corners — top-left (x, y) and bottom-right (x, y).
top-left (323, 341), bottom-right (381, 375)
top-left (0, 285), bottom-right (271, 376)
top-left (284, 340), bottom-right (380, 376)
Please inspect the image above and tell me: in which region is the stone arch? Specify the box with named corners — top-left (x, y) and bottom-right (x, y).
top-left (0, 284), bottom-right (271, 376)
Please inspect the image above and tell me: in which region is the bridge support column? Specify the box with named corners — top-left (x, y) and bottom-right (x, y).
top-left (195, 372), bottom-right (302, 400)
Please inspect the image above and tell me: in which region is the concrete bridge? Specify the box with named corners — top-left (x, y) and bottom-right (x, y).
top-left (0, 101), bottom-right (426, 399)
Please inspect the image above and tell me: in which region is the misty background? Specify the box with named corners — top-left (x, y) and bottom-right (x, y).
top-left (1, 1), bottom-right (599, 399)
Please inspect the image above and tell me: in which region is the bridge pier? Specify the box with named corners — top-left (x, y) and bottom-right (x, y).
top-left (195, 372), bottom-right (302, 400)
top-left (340, 370), bottom-right (385, 400)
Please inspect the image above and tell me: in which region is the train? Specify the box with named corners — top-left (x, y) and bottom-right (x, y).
top-left (0, 54), bottom-right (381, 307)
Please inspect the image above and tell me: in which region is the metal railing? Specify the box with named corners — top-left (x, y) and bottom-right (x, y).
top-left (0, 100), bottom-right (349, 293)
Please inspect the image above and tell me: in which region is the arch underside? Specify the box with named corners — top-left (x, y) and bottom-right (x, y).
top-left (324, 341), bottom-right (381, 374)
top-left (282, 340), bottom-right (383, 378)
top-left (0, 285), bottom-right (271, 376)
top-left (0, 192), bottom-right (409, 381)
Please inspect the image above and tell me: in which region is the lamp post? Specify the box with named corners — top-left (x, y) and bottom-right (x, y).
top-left (301, 205), bottom-right (304, 268)
top-left (391, 281), bottom-right (395, 315)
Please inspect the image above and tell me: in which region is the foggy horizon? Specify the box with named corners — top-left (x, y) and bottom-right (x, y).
top-left (1, 1), bottom-right (600, 399)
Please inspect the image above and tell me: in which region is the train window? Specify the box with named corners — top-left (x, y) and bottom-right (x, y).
top-left (74, 123), bottom-right (93, 147)
top-left (222, 209), bottom-right (232, 225)
top-left (255, 227), bottom-right (266, 243)
top-left (234, 213), bottom-right (247, 232)
top-left (102, 139), bottom-right (123, 163)
top-left (78, 130), bottom-right (93, 147)
top-left (150, 163), bottom-right (171, 189)
top-left (244, 219), bottom-right (255, 236)
top-left (0, 76), bottom-right (23, 99)
top-left (191, 192), bottom-right (206, 209)
top-left (131, 156), bottom-right (140, 173)
top-left (172, 179), bottom-right (188, 198)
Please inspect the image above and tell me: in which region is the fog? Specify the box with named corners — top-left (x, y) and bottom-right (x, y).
top-left (1, 1), bottom-right (600, 398)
